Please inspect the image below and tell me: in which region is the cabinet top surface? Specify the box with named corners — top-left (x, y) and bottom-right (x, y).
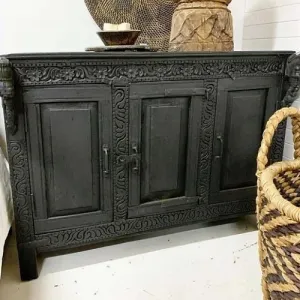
top-left (3, 51), bottom-right (295, 61)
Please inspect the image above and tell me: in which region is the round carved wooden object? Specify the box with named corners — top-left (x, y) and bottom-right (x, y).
top-left (84, 0), bottom-right (177, 51)
top-left (169, 0), bottom-right (234, 52)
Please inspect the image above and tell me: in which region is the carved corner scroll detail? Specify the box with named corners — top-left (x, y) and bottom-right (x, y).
top-left (282, 52), bottom-right (300, 107)
top-left (35, 200), bottom-right (255, 251)
top-left (0, 57), bottom-right (17, 135)
top-left (270, 53), bottom-right (300, 163)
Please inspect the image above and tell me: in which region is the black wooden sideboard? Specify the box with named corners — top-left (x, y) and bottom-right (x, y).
top-left (0, 51), bottom-right (300, 281)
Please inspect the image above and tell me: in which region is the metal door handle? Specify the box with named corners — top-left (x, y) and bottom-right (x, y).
top-left (215, 136), bottom-right (223, 159)
top-left (103, 145), bottom-right (109, 176)
top-left (116, 144), bottom-right (140, 172)
top-left (132, 143), bottom-right (140, 173)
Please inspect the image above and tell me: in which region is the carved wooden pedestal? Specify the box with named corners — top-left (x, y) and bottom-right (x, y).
top-left (169, 0), bottom-right (234, 51)
top-left (0, 51), bottom-right (299, 281)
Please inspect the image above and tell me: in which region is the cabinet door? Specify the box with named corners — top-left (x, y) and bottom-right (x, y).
top-left (128, 81), bottom-right (206, 217)
top-left (24, 86), bottom-right (113, 233)
top-left (210, 77), bottom-right (280, 204)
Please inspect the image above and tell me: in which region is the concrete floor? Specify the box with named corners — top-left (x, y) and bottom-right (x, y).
top-left (0, 216), bottom-right (262, 300)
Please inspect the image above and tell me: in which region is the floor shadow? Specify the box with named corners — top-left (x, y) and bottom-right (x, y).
top-left (0, 215), bottom-right (257, 300)
top-left (36, 215), bottom-right (257, 276)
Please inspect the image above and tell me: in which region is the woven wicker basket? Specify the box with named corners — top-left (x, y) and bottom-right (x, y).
top-left (257, 107), bottom-right (300, 300)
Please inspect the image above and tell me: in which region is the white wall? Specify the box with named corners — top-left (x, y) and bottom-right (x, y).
top-left (229, 0), bottom-right (247, 51)
top-left (243, 0), bottom-right (300, 160)
top-left (243, 0), bottom-right (300, 51)
top-left (0, 0), bottom-right (245, 53)
top-left (0, 0), bottom-right (100, 54)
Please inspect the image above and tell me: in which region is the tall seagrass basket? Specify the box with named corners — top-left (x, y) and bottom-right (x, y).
top-left (257, 107), bottom-right (300, 300)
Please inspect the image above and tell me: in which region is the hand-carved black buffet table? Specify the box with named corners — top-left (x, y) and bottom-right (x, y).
top-left (0, 51), bottom-right (299, 281)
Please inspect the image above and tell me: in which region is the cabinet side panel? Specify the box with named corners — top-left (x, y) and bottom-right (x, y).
top-left (41, 102), bottom-right (100, 217)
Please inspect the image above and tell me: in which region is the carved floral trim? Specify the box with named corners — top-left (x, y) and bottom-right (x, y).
top-left (13, 58), bottom-right (285, 85)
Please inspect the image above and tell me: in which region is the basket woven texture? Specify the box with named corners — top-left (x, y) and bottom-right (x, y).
top-left (257, 107), bottom-right (300, 300)
top-left (84, 0), bottom-right (177, 51)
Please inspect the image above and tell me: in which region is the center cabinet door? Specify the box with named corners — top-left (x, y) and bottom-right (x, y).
top-left (128, 81), bottom-right (205, 217)
top-left (24, 86), bottom-right (113, 234)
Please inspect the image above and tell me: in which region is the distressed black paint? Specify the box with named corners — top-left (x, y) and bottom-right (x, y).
top-left (0, 51), bottom-right (299, 281)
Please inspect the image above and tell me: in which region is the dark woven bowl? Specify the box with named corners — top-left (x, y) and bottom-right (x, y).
top-left (84, 0), bottom-right (176, 51)
top-left (97, 30), bottom-right (141, 46)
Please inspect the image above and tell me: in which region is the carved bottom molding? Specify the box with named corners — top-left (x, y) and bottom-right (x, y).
top-left (35, 200), bottom-right (255, 252)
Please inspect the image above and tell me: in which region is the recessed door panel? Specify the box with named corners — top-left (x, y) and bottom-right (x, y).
top-left (210, 77), bottom-right (280, 204)
top-left (42, 103), bottom-right (99, 217)
top-left (141, 99), bottom-right (189, 203)
top-left (128, 81), bottom-right (205, 217)
top-left (25, 86), bottom-right (113, 233)
top-left (221, 90), bottom-right (266, 190)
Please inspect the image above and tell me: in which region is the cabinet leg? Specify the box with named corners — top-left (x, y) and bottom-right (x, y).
top-left (18, 245), bottom-right (38, 281)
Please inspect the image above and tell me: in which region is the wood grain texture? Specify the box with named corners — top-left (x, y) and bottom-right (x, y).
top-left (169, 0), bottom-right (233, 51)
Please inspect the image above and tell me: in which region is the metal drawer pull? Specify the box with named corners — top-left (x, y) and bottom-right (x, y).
top-left (103, 144), bottom-right (109, 176)
top-left (132, 143), bottom-right (140, 173)
top-left (215, 136), bottom-right (224, 159)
